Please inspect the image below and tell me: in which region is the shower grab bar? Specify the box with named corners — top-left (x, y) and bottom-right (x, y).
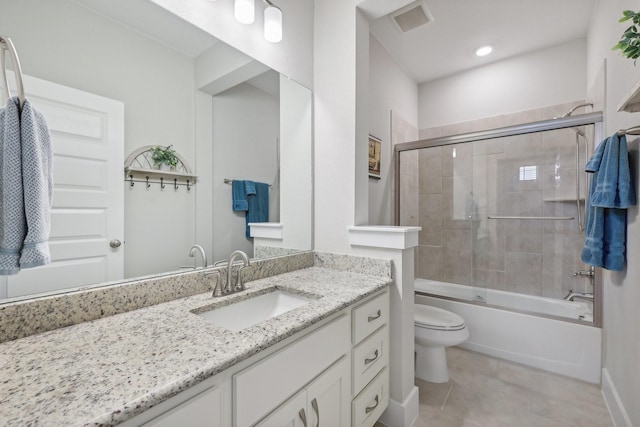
top-left (488, 216), bottom-right (575, 221)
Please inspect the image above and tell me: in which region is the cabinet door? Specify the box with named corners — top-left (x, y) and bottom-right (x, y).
top-left (143, 385), bottom-right (222, 427)
top-left (256, 390), bottom-right (307, 427)
top-left (306, 357), bottom-right (350, 427)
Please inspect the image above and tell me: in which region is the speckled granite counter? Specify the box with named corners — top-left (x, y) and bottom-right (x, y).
top-left (0, 266), bottom-right (391, 426)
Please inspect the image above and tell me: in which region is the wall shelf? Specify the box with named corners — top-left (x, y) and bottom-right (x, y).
top-left (618, 79), bottom-right (640, 112)
top-left (124, 146), bottom-right (197, 189)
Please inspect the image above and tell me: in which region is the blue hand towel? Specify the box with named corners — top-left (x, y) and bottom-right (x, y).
top-left (581, 135), bottom-right (636, 271)
top-left (0, 97), bottom-right (53, 275)
top-left (588, 134), bottom-right (636, 208)
top-left (232, 180), bottom-right (248, 211)
top-left (244, 180), bottom-right (256, 196)
top-left (245, 182), bottom-right (269, 238)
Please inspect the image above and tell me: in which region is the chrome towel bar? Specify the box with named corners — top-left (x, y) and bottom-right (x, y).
top-left (488, 216), bottom-right (575, 221)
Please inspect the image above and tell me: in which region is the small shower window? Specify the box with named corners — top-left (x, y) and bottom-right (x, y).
top-left (519, 165), bottom-right (537, 181)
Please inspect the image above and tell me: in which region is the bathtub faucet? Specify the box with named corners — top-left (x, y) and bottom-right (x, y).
top-left (563, 290), bottom-right (594, 302)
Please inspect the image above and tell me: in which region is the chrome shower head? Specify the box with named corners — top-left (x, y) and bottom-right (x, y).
top-left (560, 102), bottom-right (594, 118)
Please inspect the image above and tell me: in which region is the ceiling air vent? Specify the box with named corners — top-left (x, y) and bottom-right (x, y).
top-left (390, 1), bottom-right (433, 33)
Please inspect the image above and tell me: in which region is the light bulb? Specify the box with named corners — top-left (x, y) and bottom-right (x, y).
top-left (235, 0), bottom-right (255, 24)
top-left (475, 45), bottom-right (493, 57)
top-left (264, 5), bottom-right (282, 43)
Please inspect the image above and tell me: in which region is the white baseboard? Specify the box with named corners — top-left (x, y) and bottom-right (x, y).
top-left (378, 386), bottom-right (419, 427)
top-left (601, 368), bottom-right (632, 427)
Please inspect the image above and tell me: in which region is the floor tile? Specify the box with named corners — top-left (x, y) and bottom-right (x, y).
top-left (397, 347), bottom-right (615, 427)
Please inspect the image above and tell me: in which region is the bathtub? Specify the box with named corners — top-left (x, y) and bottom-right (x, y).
top-left (415, 278), bottom-right (602, 383)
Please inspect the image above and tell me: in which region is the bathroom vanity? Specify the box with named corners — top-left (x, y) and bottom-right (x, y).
top-left (0, 254), bottom-right (391, 426)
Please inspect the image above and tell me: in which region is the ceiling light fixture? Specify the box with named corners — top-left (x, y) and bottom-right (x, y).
top-left (263, 1), bottom-right (282, 43)
top-left (233, 0), bottom-right (283, 43)
top-left (475, 45), bottom-right (493, 57)
top-left (234, 0), bottom-right (255, 24)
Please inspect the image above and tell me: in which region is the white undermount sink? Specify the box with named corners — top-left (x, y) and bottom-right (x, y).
top-left (195, 290), bottom-right (313, 332)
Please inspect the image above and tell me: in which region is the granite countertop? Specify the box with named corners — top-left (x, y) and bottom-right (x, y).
top-left (0, 266), bottom-right (390, 426)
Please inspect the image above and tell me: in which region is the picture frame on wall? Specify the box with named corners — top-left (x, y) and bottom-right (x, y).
top-left (368, 135), bottom-right (382, 179)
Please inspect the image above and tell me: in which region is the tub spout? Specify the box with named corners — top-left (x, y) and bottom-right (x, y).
top-left (563, 290), bottom-right (594, 302)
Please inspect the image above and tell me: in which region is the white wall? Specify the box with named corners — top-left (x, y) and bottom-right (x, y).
top-left (314, 0), bottom-right (362, 254)
top-left (587, 2), bottom-right (640, 425)
top-left (418, 39), bottom-right (588, 129)
top-left (368, 34), bottom-right (418, 226)
top-left (211, 83), bottom-right (279, 262)
top-left (151, 0), bottom-right (314, 89)
top-left (0, 0), bottom-right (197, 278)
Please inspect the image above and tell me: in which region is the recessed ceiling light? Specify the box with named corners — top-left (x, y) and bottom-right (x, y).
top-left (475, 45), bottom-right (493, 57)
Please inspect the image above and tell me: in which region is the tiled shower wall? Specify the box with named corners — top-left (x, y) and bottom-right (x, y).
top-left (405, 102), bottom-right (594, 298)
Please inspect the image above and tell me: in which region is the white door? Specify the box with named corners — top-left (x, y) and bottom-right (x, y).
top-left (1, 73), bottom-right (124, 298)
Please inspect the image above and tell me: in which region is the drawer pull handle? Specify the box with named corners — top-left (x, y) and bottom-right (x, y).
top-left (365, 395), bottom-right (379, 414)
top-left (367, 310), bottom-right (382, 322)
top-left (364, 349), bottom-right (379, 365)
top-left (299, 408), bottom-right (308, 427)
top-left (311, 398), bottom-right (320, 427)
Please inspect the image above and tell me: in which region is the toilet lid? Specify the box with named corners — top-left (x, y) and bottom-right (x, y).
top-left (415, 305), bottom-right (465, 331)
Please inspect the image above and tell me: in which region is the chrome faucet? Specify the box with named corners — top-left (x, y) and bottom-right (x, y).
top-left (563, 290), bottom-right (594, 302)
top-left (188, 244), bottom-right (208, 269)
top-left (225, 250), bottom-right (251, 293)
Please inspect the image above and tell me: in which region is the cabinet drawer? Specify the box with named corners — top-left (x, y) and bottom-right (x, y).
top-left (233, 314), bottom-right (350, 427)
top-left (352, 325), bottom-right (388, 396)
top-left (352, 292), bottom-right (388, 344)
top-left (352, 367), bottom-right (389, 427)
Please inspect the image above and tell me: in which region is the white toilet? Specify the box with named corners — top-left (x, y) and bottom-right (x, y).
top-left (414, 304), bottom-right (469, 383)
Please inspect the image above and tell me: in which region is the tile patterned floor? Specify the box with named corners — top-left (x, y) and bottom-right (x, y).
top-left (376, 347), bottom-right (613, 427)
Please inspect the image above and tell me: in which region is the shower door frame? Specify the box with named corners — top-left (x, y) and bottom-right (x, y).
top-left (394, 112), bottom-right (604, 327)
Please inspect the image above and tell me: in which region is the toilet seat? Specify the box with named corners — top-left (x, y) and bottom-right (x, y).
top-left (415, 305), bottom-right (465, 331)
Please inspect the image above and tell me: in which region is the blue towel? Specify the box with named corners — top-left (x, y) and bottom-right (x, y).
top-left (0, 97), bottom-right (53, 275)
top-left (244, 180), bottom-right (256, 196)
top-left (587, 134), bottom-right (636, 208)
top-left (245, 182), bottom-right (269, 238)
top-left (581, 135), bottom-right (636, 271)
top-left (232, 180), bottom-right (248, 211)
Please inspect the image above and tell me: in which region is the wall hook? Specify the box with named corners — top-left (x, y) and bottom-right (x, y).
top-left (129, 174), bottom-right (135, 188)
top-left (146, 176), bottom-right (150, 189)
top-left (160, 177), bottom-right (165, 189)
top-left (186, 180), bottom-right (191, 191)
top-left (174, 179), bottom-right (179, 191)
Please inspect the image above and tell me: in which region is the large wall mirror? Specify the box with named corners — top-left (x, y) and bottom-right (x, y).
top-left (0, 0), bottom-right (313, 301)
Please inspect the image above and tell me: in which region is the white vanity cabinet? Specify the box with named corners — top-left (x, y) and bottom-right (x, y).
top-left (119, 375), bottom-right (225, 427)
top-left (123, 289), bottom-right (389, 427)
top-left (233, 314), bottom-right (351, 426)
top-left (350, 292), bottom-right (390, 427)
top-left (142, 384), bottom-right (223, 427)
top-left (256, 357), bottom-right (350, 427)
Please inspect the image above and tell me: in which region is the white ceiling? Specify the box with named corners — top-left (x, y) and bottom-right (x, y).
top-left (370, 0), bottom-right (597, 84)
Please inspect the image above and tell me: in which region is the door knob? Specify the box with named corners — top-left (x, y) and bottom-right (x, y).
top-left (109, 239), bottom-right (122, 248)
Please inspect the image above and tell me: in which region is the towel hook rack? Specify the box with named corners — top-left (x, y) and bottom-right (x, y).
top-left (617, 125), bottom-right (640, 136)
top-left (0, 36), bottom-right (26, 109)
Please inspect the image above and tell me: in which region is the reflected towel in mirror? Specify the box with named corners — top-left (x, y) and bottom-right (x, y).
top-left (0, 97), bottom-right (53, 275)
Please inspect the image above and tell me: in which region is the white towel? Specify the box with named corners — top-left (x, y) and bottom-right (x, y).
top-left (0, 97), bottom-right (53, 275)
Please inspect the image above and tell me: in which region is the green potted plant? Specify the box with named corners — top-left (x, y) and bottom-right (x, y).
top-left (150, 145), bottom-right (179, 171)
top-left (612, 10), bottom-right (640, 63)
